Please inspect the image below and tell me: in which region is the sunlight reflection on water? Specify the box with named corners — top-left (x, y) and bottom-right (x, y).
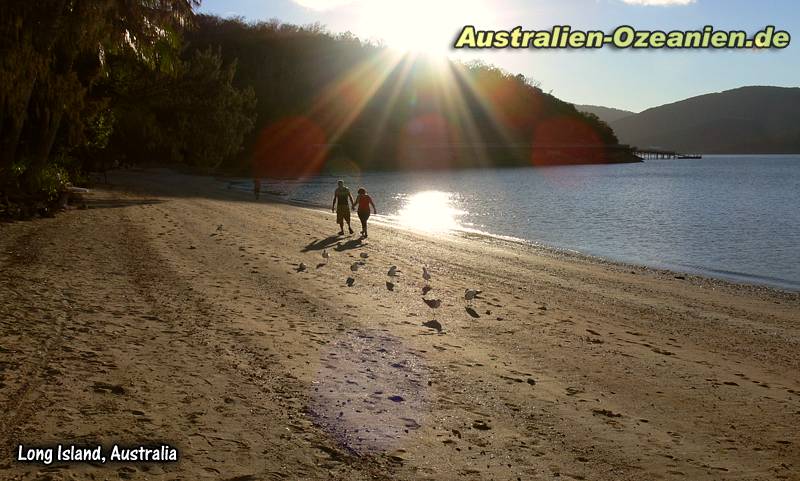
top-left (229, 156), bottom-right (800, 289)
top-left (390, 190), bottom-right (466, 233)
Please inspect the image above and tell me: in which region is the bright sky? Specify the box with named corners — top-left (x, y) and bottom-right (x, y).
top-left (198, 0), bottom-right (799, 112)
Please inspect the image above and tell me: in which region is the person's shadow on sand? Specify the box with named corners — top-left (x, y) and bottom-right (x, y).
top-left (334, 239), bottom-right (363, 252)
top-left (302, 235), bottom-right (363, 253)
top-left (302, 235), bottom-right (340, 252)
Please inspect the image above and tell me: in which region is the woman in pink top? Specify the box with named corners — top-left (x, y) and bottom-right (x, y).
top-left (352, 188), bottom-right (377, 238)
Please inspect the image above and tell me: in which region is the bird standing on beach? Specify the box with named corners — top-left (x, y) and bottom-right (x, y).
top-left (422, 297), bottom-right (441, 309)
top-left (423, 297), bottom-right (442, 320)
top-left (350, 262), bottom-right (359, 272)
top-left (464, 288), bottom-right (481, 306)
top-left (387, 265), bottom-right (398, 277)
top-left (346, 277), bottom-right (355, 287)
top-left (322, 249), bottom-right (329, 262)
top-left (422, 266), bottom-right (431, 285)
top-left (297, 262), bottom-right (307, 272)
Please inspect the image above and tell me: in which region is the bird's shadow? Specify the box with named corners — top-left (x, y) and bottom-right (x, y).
top-left (422, 320), bottom-right (443, 333)
top-left (465, 307), bottom-right (480, 318)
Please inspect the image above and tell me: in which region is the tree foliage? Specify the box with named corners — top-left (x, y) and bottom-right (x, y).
top-left (1, 4), bottom-right (629, 212)
top-left (102, 47), bottom-right (255, 169)
top-left (0, 1), bottom-right (257, 205)
top-left (185, 15), bottom-right (625, 175)
top-left (1, 1), bottom-right (200, 192)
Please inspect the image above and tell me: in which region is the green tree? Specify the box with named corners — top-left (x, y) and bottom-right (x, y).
top-left (104, 47), bottom-right (256, 169)
top-left (1, 0), bottom-right (198, 196)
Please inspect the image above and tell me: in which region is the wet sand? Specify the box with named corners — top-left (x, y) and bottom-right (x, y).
top-left (1, 169), bottom-right (798, 480)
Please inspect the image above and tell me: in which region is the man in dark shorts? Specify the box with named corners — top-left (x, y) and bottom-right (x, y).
top-left (331, 180), bottom-right (355, 235)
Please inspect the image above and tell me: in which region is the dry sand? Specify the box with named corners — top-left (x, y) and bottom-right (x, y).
top-left (0, 169), bottom-right (798, 480)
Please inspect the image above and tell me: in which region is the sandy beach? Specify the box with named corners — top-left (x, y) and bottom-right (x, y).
top-left (1, 169), bottom-right (798, 481)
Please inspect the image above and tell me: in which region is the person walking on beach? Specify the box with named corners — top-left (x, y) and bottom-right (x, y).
top-left (352, 188), bottom-right (377, 238)
top-left (331, 180), bottom-right (355, 236)
top-left (253, 178), bottom-right (261, 200)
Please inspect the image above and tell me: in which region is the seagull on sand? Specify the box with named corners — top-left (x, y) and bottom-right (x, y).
top-left (464, 288), bottom-right (481, 306)
top-left (422, 266), bottom-right (431, 285)
top-left (422, 297), bottom-right (441, 309)
top-left (297, 262), bottom-right (307, 272)
top-left (422, 297), bottom-right (442, 320)
top-left (322, 249), bottom-right (329, 261)
top-left (387, 265), bottom-right (398, 277)
top-left (350, 262), bottom-right (359, 272)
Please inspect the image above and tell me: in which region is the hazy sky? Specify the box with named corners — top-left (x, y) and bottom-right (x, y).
top-left (198, 0), bottom-right (798, 112)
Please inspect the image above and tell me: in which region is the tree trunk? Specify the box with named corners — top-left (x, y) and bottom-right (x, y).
top-left (0, 75), bottom-right (37, 173)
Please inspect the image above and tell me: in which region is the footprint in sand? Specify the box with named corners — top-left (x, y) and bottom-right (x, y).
top-left (92, 382), bottom-right (126, 395)
top-left (565, 387), bottom-right (584, 396)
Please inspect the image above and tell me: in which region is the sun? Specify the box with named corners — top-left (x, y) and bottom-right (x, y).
top-left (358, 0), bottom-right (492, 55)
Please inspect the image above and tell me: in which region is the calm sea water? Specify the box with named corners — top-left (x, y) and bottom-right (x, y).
top-left (231, 155), bottom-right (800, 290)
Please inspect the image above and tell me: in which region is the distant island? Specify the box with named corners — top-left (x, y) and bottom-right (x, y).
top-left (575, 104), bottom-right (636, 124)
top-left (608, 86), bottom-right (800, 154)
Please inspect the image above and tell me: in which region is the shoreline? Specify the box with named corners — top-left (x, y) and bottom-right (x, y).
top-left (1, 168), bottom-right (798, 480)
top-left (221, 173), bottom-right (800, 294)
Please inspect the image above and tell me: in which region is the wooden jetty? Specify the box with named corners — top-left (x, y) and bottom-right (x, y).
top-left (634, 149), bottom-right (702, 160)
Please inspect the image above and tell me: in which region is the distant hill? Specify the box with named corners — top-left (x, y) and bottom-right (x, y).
top-left (576, 104), bottom-right (636, 124)
top-left (610, 86), bottom-right (800, 154)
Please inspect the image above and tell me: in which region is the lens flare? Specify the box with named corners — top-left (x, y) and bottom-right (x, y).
top-left (252, 116), bottom-right (328, 178)
top-left (396, 114), bottom-right (456, 170)
top-left (309, 330), bottom-right (430, 454)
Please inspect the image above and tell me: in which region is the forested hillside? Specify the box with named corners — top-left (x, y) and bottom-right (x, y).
top-left (0, 2), bottom-right (254, 214)
top-left (1, 4), bottom-right (628, 217)
top-left (576, 104), bottom-right (635, 124)
top-left (185, 15), bottom-right (627, 177)
top-left (612, 86), bottom-right (800, 154)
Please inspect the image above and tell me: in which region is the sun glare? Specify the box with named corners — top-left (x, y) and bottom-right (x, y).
top-left (359, 0), bottom-right (491, 55)
top-left (393, 191), bottom-right (465, 233)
